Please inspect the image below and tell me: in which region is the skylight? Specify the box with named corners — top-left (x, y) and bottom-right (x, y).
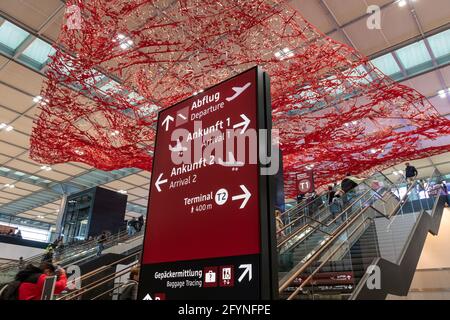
top-left (21, 38), bottom-right (56, 65)
top-left (0, 21), bottom-right (29, 52)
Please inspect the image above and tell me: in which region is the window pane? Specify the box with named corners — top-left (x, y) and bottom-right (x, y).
top-left (0, 21), bottom-right (30, 51)
top-left (21, 38), bottom-right (56, 64)
top-left (395, 40), bottom-right (431, 69)
top-left (371, 54), bottom-right (401, 75)
top-left (427, 29), bottom-right (450, 59)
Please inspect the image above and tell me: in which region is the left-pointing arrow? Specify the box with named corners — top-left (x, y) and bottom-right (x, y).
top-left (162, 115), bottom-right (174, 131)
top-left (232, 185), bottom-right (251, 209)
top-left (155, 173), bottom-right (168, 192)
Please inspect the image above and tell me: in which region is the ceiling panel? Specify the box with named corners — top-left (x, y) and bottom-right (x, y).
top-left (0, 154), bottom-right (10, 163)
top-left (132, 198), bottom-right (149, 206)
top-left (37, 169), bottom-right (70, 181)
top-left (0, 0), bottom-right (63, 31)
top-left (0, 192), bottom-right (20, 200)
top-left (119, 173), bottom-right (150, 186)
top-left (344, 20), bottom-right (387, 55)
top-left (0, 83), bottom-right (33, 112)
top-left (103, 180), bottom-right (136, 191)
top-left (3, 158), bottom-right (40, 173)
top-left (429, 96), bottom-right (450, 116)
top-left (0, 105), bottom-right (21, 123)
top-left (14, 181), bottom-right (42, 192)
top-left (414, 0), bottom-right (450, 34)
top-left (401, 71), bottom-right (442, 98)
top-left (323, 0), bottom-right (367, 26)
top-left (0, 141), bottom-right (26, 157)
top-left (51, 163), bottom-right (88, 176)
top-left (7, 187), bottom-right (32, 196)
top-left (10, 116), bottom-right (34, 135)
top-left (0, 176), bottom-right (15, 184)
top-left (0, 62), bottom-right (44, 94)
top-left (0, 130), bottom-right (30, 148)
top-left (291, 0), bottom-right (336, 34)
top-left (128, 187), bottom-right (150, 197)
top-left (430, 152), bottom-right (450, 164)
top-left (380, 4), bottom-right (418, 47)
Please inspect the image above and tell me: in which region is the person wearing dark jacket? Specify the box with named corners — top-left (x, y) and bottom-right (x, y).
top-left (137, 215), bottom-right (144, 232)
top-left (405, 162), bottom-right (418, 185)
top-left (17, 263), bottom-right (67, 300)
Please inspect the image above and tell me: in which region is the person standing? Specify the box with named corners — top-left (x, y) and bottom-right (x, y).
top-left (405, 162), bottom-right (418, 185)
top-left (137, 215), bottom-right (144, 232)
top-left (18, 257), bottom-right (25, 271)
top-left (275, 210), bottom-right (285, 238)
top-left (327, 185), bottom-right (341, 219)
top-left (119, 266), bottom-right (140, 300)
top-left (96, 232), bottom-right (107, 256)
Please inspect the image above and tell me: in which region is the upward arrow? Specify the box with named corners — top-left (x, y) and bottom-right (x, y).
top-left (162, 115), bottom-right (174, 131)
top-left (143, 294), bottom-right (152, 300)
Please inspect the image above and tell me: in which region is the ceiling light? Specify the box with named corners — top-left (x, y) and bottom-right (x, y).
top-left (398, 0), bottom-right (407, 7)
top-left (370, 149), bottom-right (377, 154)
top-left (0, 123), bottom-right (13, 132)
top-left (438, 89), bottom-right (449, 98)
top-left (393, 171), bottom-right (398, 176)
top-left (4, 184), bottom-right (15, 189)
top-left (118, 190), bottom-right (127, 194)
top-left (33, 96), bottom-right (42, 103)
top-left (110, 130), bottom-right (120, 137)
top-left (275, 48), bottom-right (295, 60)
top-left (40, 165), bottom-right (52, 171)
top-left (74, 149), bottom-right (84, 155)
top-left (117, 34), bottom-right (126, 40)
top-left (37, 215), bottom-right (45, 219)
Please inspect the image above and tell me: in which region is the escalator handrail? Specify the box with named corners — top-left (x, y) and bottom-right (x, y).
top-left (277, 187), bottom-right (375, 249)
top-left (57, 251), bottom-right (141, 300)
top-left (0, 228), bottom-right (130, 273)
top-left (279, 179), bottom-right (422, 298)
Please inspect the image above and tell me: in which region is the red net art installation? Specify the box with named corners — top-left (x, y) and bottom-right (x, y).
top-left (30, 0), bottom-right (450, 197)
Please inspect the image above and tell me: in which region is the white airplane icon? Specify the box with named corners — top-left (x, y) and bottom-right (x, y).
top-left (226, 83), bottom-right (251, 102)
top-left (169, 139), bottom-right (188, 153)
top-left (217, 152), bottom-right (244, 167)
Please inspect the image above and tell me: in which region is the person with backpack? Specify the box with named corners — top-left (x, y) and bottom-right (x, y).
top-left (118, 266), bottom-right (140, 300)
top-left (340, 173), bottom-right (365, 205)
top-left (0, 263), bottom-right (67, 300)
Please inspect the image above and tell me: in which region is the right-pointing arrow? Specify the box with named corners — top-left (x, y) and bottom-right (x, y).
top-left (155, 173), bottom-right (168, 192)
top-left (233, 114), bottom-right (250, 134)
top-left (238, 264), bottom-right (252, 283)
top-left (232, 185), bottom-right (251, 209)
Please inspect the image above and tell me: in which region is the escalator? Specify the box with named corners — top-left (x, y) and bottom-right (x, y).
top-left (0, 228), bottom-right (144, 284)
top-left (278, 169), bottom-right (446, 300)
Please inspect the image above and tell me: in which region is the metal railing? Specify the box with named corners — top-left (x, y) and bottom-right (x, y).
top-left (279, 169), bottom-right (440, 300)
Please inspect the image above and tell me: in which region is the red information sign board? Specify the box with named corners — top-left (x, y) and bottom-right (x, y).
top-left (138, 67), bottom-right (276, 300)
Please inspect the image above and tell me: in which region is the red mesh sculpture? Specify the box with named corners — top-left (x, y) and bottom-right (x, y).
top-left (30, 0), bottom-right (450, 198)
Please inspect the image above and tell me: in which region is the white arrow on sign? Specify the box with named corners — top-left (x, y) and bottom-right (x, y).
top-left (232, 185), bottom-right (251, 209)
top-left (238, 264), bottom-right (252, 283)
top-left (162, 115), bottom-right (174, 131)
top-left (143, 294), bottom-right (152, 300)
top-left (155, 173), bottom-right (168, 192)
top-left (233, 114), bottom-right (250, 134)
